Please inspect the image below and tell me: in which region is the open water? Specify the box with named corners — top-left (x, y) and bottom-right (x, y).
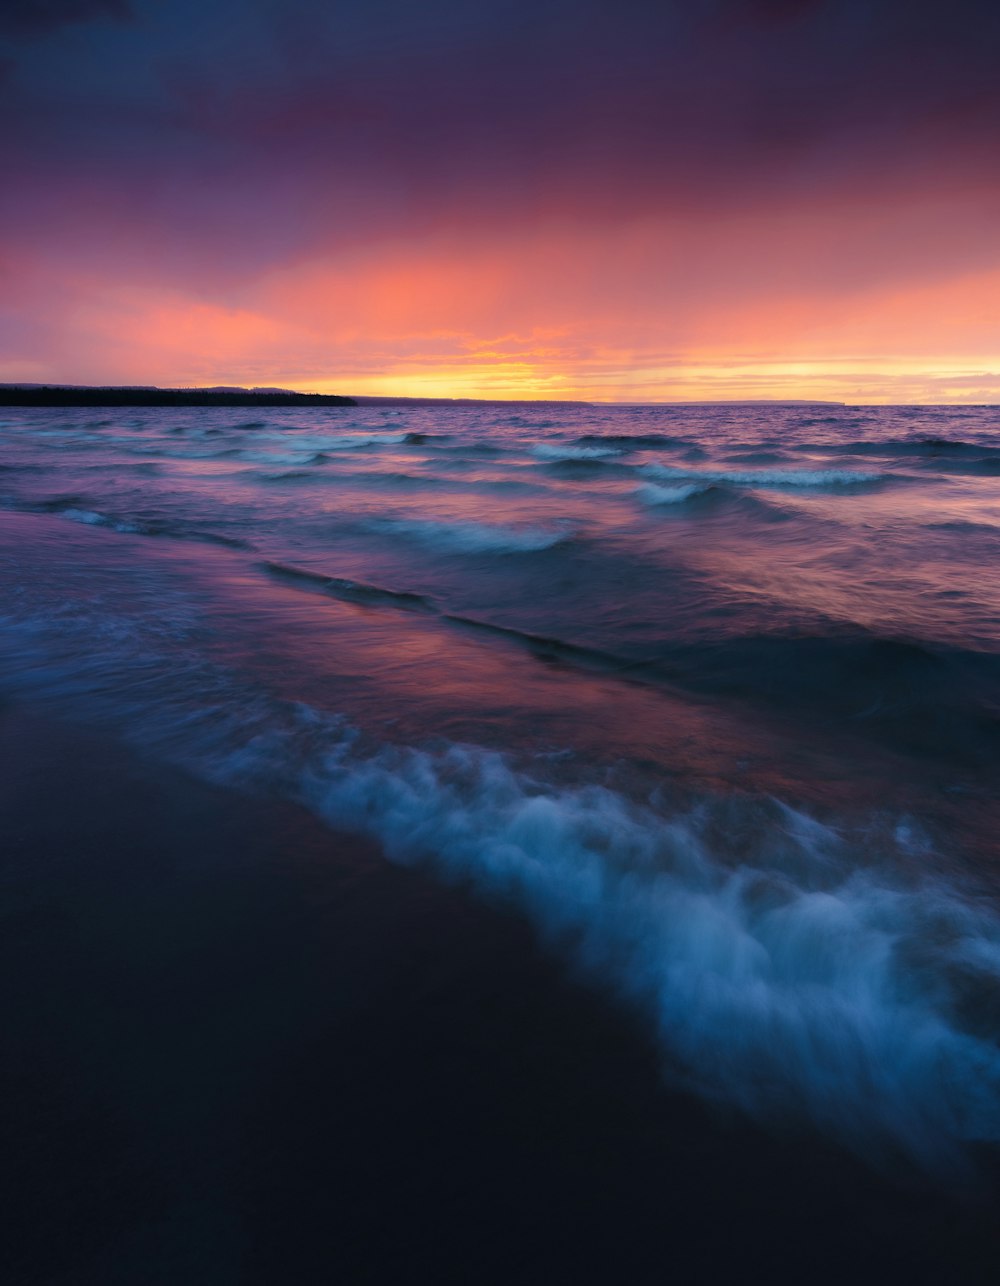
top-left (2, 400), bottom-right (999, 1280)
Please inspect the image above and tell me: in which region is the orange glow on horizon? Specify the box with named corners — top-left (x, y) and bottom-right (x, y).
top-left (6, 208), bottom-right (1000, 404)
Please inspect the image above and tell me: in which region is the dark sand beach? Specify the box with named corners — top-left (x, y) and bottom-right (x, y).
top-left (2, 704), bottom-right (998, 1285)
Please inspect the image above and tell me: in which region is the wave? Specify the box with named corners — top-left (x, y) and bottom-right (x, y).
top-left (260, 561), bottom-right (996, 751)
top-left (635, 481), bottom-right (717, 506)
top-left (942, 457), bottom-right (1000, 476)
top-left (257, 547), bottom-right (1000, 747)
top-left (256, 431), bottom-right (410, 453)
top-left (495, 415), bottom-right (570, 430)
top-left (421, 616), bottom-right (998, 760)
top-left (15, 497), bottom-right (251, 549)
top-left (910, 437), bottom-right (982, 454)
top-left (255, 552), bottom-right (650, 680)
top-left (257, 469), bottom-right (545, 499)
top-left (442, 613), bottom-right (625, 670)
top-left (365, 516), bottom-right (574, 554)
top-left (300, 739), bottom-right (1000, 1175)
top-left (635, 481), bottom-right (796, 523)
top-left (61, 506), bottom-right (136, 531)
top-left (718, 451), bottom-right (788, 465)
top-left (256, 558), bottom-right (632, 674)
top-left (403, 431), bottom-right (451, 445)
top-left (642, 464), bottom-right (886, 489)
top-left (659, 632), bottom-right (1000, 762)
top-left (436, 442), bottom-right (506, 457)
top-left (258, 469), bottom-right (322, 483)
top-left (576, 433), bottom-right (689, 448)
top-left (789, 438), bottom-right (1000, 474)
top-left (262, 561), bottom-right (434, 611)
top-left (258, 463), bottom-right (433, 485)
top-left (235, 449), bottom-right (328, 466)
top-left (531, 444), bottom-right (624, 462)
top-left (1, 588), bottom-right (998, 1177)
top-left (798, 438), bottom-right (994, 458)
top-left (926, 518), bottom-right (1000, 536)
top-left (535, 455), bottom-right (633, 478)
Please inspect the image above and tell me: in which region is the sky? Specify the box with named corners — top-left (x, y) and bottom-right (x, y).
top-left (1, 0), bottom-right (999, 402)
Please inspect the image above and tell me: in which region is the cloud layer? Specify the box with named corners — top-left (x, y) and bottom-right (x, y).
top-left (2, 0), bottom-right (999, 398)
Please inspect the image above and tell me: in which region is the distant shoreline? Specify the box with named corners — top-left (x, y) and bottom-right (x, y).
top-left (0, 385), bottom-right (850, 409)
top-left (0, 386), bottom-right (356, 408)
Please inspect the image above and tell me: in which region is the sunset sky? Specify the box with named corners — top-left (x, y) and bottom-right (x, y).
top-left (2, 0), bottom-right (999, 402)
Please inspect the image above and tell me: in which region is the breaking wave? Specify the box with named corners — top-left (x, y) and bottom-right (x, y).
top-left (636, 481), bottom-right (716, 506)
top-left (642, 464), bottom-right (886, 489)
top-left (8, 496), bottom-right (251, 548)
top-left (532, 444), bottom-right (624, 462)
top-left (299, 739), bottom-right (1000, 1175)
top-left (1, 587), bottom-right (999, 1179)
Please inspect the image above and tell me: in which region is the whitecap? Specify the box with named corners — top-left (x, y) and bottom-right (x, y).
top-left (643, 464), bottom-right (885, 489)
top-left (227, 722), bottom-right (1000, 1177)
top-left (635, 482), bottom-right (714, 505)
top-left (532, 444), bottom-right (623, 462)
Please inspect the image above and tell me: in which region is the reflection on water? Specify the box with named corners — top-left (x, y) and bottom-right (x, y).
top-left (2, 400), bottom-right (1000, 1174)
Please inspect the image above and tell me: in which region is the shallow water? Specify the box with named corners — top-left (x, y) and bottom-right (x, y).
top-left (2, 400), bottom-right (999, 1181)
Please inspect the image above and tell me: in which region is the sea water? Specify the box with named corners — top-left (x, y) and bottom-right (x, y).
top-left (2, 400), bottom-right (999, 1180)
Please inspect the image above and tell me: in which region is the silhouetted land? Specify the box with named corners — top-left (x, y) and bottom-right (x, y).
top-left (0, 386), bottom-right (356, 407)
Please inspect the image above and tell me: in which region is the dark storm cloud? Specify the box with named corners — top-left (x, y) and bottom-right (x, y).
top-left (168, 1), bottom-right (1000, 175)
top-left (183, 0), bottom-right (1000, 218)
top-left (2, 0), bottom-right (999, 281)
top-left (0, 0), bottom-right (131, 37)
top-left (729, 0), bottom-right (822, 21)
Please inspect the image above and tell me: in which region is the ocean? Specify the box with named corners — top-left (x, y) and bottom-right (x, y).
top-left (1, 401), bottom-right (999, 1282)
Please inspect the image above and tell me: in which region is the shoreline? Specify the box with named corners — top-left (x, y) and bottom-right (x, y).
top-left (2, 700), bottom-right (998, 1283)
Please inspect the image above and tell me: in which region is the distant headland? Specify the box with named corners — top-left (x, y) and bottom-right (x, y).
top-left (0, 385), bottom-right (849, 410)
top-left (0, 385), bottom-right (356, 407)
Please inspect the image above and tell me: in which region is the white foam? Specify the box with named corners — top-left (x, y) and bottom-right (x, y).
top-left (59, 507), bottom-right (141, 533)
top-left (532, 444), bottom-right (623, 461)
top-left (287, 740), bottom-right (1000, 1173)
top-left (60, 507), bottom-right (107, 525)
top-left (636, 482), bottom-right (713, 505)
top-left (643, 464), bottom-right (884, 489)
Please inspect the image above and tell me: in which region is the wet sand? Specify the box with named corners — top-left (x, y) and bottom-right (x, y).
top-left (1, 704), bottom-right (998, 1285)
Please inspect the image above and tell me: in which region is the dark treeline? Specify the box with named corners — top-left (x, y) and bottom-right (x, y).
top-left (0, 387), bottom-right (356, 407)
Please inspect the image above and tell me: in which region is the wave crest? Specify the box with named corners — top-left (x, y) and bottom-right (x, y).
top-left (291, 737), bottom-right (1000, 1174)
top-left (636, 481), bottom-right (716, 505)
top-left (2, 589), bottom-right (999, 1177)
top-left (643, 464), bottom-right (885, 489)
top-left (532, 444), bottom-right (624, 461)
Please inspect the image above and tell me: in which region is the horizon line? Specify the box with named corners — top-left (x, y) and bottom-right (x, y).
top-left (4, 382), bottom-right (1000, 409)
